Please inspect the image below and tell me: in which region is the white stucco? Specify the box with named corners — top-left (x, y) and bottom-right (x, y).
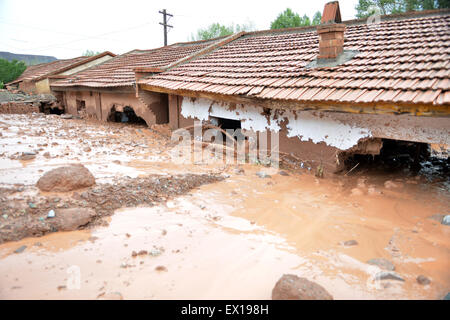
top-left (180, 97), bottom-right (372, 150)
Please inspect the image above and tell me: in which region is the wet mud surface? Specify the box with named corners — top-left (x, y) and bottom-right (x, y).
top-left (0, 113), bottom-right (449, 300)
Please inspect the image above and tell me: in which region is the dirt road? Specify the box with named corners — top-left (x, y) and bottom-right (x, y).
top-left (0, 113), bottom-right (448, 299)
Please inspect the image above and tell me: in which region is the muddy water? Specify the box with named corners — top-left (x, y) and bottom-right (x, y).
top-left (0, 114), bottom-right (449, 299)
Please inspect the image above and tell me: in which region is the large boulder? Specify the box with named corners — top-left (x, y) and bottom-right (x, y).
top-left (272, 274), bottom-right (333, 300)
top-left (36, 164), bottom-right (95, 192)
top-left (48, 208), bottom-right (96, 231)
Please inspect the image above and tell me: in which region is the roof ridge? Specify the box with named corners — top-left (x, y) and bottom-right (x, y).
top-left (245, 8), bottom-right (450, 37)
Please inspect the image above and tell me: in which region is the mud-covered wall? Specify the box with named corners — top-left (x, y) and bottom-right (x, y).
top-left (169, 95), bottom-right (450, 172)
top-left (18, 81), bottom-right (37, 94)
top-left (61, 89), bottom-right (169, 127)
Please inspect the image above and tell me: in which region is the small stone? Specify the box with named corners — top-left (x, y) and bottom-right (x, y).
top-left (28, 202), bottom-right (37, 209)
top-left (416, 275), bottom-right (431, 285)
top-left (60, 114), bottom-right (73, 119)
top-left (14, 245), bottom-right (27, 254)
top-left (47, 209), bottom-right (55, 218)
top-left (272, 274), bottom-right (333, 300)
top-left (2, 214), bottom-right (8, 219)
top-left (343, 240), bottom-right (358, 246)
top-left (149, 249), bottom-right (162, 257)
top-left (155, 265), bottom-right (167, 272)
top-left (374, 271), bottom-right (405, 282)
top-left (278, 170), bottom-right (289, 176)
top-left (442, 215), bottom-right (450, 226)
top-left (367, 258), bottom-right (395, 271)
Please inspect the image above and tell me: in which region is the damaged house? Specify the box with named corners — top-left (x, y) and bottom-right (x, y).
top-left (6, 51), bottom-right (115, 95)
top-left (136, 2), bottom-right (450, 172)
top-left (50, 38), bottom-right (226, 126)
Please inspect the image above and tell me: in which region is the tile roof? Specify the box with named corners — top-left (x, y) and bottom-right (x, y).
top-left (51, 39), bottom-right (220, 88)
top-left (8, 52), bottom-right (115, 85)
top-left (140, 10), bottom-right (450, 108)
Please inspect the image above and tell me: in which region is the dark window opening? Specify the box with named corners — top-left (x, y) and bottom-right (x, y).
top-left (108, 106), bottom-right (147, 126)
top-left (39, 103), bottom-right (64, 115)
top-left (210, 116), bottom-right (244, 141)
top-left (76, 99), bottom-right (85, 112)
top-left (342, 139), bottom-right (448, 175)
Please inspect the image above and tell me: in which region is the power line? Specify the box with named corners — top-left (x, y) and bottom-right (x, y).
top-left (159, 9), bottom-right (173, 46)
top-left (3, 21), bottom-right (152, 53)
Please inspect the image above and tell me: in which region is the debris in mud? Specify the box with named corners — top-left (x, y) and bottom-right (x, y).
top-left (416, 275), bottom-right (431, 285)
top-left (442, 215), bottom-right (450, 226)
top-left (342, 240), bottom-right (358, 246)
top-left (367, 258), bottom-right (395, 271)
top-left (272, 274), bottom-right (333, 300)
top-left (36, 164), bottom-right (96, 192)
top-left (256, 171), bottom-right (271, 179)
top-left (47, 208), bottom-right (96, 231)
top-left (0, 173), bottom-right (223, 243)
top-left (131, 250), bottom-right (148, 257)
top-left (374, 271), bottom-right (405, 282)
top-left (155, 265), bottom-right (168, 272)
top-left (14, 245), bottom-right (27, 254)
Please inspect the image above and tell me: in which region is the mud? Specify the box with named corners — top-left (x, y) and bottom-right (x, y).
top-left (0, 113), bottom-right (449, 300)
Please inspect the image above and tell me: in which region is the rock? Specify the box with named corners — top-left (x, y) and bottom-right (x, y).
top-left (374, 271), bottom-right (405, 282)
top-left (36, 164), bottom-right (95, 192)
top-left (442, 215), bottom-right (450, 226)
top-left (43, 152), bottom-right (51, 158)
top-left (47, 208), bottom-right (96, 231)
top-left (416, 275), bottom-right (431, 285)
top-left (233, 167), bottom-right (244, 175)
top-left (14, 245), bottom-right (27, 254)
top-left (47, 209), bottom-right (55, 218)
top-left (342, 240), bottom-right (358, 246)
top-left (19, 153), bottom-right (36, 161)
top-left (256, 171), bottom-right (271, 179)
top-left (278, 170), bottom-right (289, 176)
top-left (272, 274), bottom-right (333, 300)
top-left (60, 114), bottom-right (73, 119)
top-left (367, 258), bottom-right (395, 271)
top-left (83, 147), bottom-right (91, 152)
top-left (155, 265), bottom-right (168, 272)
top-left (28, 202), bottom-right (37, 209)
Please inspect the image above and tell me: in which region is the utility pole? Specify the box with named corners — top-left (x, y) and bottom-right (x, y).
top-left (159, 9), bottom-right (173, 46)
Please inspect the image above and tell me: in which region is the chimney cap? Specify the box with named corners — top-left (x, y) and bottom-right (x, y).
top-left (321, 1), bottom-right (342, 24)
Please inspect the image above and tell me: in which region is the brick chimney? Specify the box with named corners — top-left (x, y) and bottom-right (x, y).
top-left (317, 1), bottom-right (346, 60)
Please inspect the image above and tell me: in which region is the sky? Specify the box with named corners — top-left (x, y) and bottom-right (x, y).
top-left (0, 0), bottom-right (359, 59)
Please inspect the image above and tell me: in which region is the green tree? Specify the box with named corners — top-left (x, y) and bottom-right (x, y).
top-left (356, 0), bottom-right (450, 18)
top-left (0, 58), bottom-right (27, 84)
top-left (312, 11), bottom-right (322, 25)
top-left (270, 8), bottom-right (321, 30)
top-left (82, 50), bottom-right (100, 56)
top-left (191, 22), bottom-right (254, 41)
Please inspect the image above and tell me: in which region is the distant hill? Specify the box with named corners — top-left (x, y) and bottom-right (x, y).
top-left (0, 52), bottom-right (57, 66)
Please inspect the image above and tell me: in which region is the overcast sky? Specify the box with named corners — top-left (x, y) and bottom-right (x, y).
top-left (0, 0), bottom-right (359, 59)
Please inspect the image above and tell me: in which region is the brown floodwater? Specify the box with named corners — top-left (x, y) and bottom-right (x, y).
top-left (0, 114), bottom-right (449, 299)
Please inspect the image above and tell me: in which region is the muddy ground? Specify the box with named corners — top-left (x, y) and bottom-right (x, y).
top-left (0, 113), bottom-right (449, 300)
